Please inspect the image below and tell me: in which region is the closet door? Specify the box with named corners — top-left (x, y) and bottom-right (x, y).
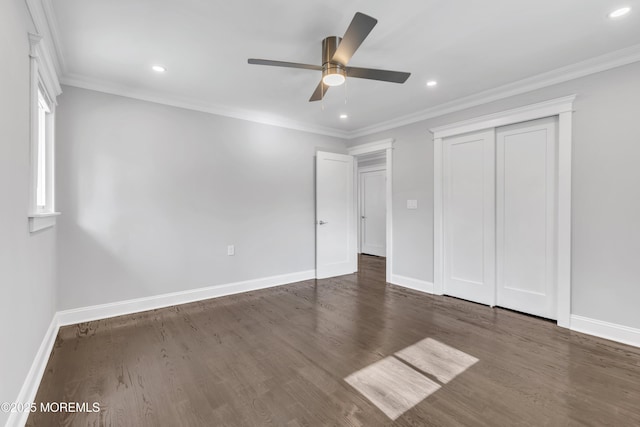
top-left (443, 129), bottom-right (496, 306)
top-left (496, 118), bottom-right (557, 319)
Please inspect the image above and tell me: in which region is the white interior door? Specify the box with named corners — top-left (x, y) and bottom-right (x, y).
top-left (496, 118), bottom-right (557, 319)
top-left (443, 129), bottom-right (495, 306)
top-left (360, 169), bottom-right (386, 257)
top-left (316, 151), bottom-right (356, 279)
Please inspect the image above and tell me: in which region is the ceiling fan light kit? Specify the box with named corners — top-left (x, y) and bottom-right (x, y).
top-left (323, 64), bottom-right (347, 86)
top-left (248, 12), bottom-right (411, 102)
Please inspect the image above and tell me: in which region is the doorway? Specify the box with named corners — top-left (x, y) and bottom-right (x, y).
top-left (358, 163), bottom-right (386, 257)
top-left (349, 139), bottom-right (394, 283)
top-left (315, 139), bottom-right (394, 282)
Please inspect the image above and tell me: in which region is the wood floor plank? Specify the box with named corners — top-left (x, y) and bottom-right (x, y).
top-left (27, 255), bottom-right (640, 426)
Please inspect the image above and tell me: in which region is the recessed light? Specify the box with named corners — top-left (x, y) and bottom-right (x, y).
top-left (609, 7), bottom-right (631, 18)
top-left (340, 114), bottom-right (348, 119)
top-left (426, 80), bottom-right (438, 87)
top-left (152, 65), bottom-right (167, 73)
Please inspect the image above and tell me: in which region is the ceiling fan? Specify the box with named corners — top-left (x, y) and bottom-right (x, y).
top-left (248, 12), bottom-right (411, 102)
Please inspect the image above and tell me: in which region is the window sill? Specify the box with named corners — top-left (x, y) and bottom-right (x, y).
top-left (29, 212), bottom-right (61, 233)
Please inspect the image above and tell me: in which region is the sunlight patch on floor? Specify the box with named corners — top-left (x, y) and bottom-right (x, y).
top-left (345, 338), bottom-right (478, 420)
top-left (345, 356), bottom-right (441, 420)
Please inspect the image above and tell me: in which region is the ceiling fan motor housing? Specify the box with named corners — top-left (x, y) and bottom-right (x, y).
top-left (322, 36), bottom-right (346, 86)
top-left (322, 36), bottom-right (342, 65)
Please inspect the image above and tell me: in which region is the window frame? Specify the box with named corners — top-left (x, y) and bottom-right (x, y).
top-left (28, 33), bottom-right (61, 232)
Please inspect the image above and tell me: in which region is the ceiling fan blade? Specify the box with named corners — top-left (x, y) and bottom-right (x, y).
top-left (309, 80), bottom-right (330, 102)
top-left (331, 12), bottom-right (377, 65)
top-left (248, 59), bottom-right (322, 71)
top-left (346, 66), bottom-right (411, 83)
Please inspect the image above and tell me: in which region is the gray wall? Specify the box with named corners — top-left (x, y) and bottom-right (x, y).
top-left (0, 0), bottom-right (58, 423)
top-left (56, 86), bottom-right (347, 310)
top-left (350, 61), bottom-right (640, 329)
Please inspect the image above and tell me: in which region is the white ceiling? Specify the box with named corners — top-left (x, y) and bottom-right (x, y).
top-left (45, 0), bottom-right (640, 137)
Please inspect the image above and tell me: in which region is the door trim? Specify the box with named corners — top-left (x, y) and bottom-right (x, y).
top-left (431, 95), bottom-right (575, 328)
top-left (348, 139), bottom-right (394, 283)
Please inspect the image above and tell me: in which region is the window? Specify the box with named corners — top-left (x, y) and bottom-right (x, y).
top-left (36, 88), bottom-right (52, 211)
top-left (28, 33), bottom-right (61, 232)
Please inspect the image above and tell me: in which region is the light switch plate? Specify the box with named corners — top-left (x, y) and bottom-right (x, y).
top-left (227, 245), bottom-right (235, 256)
top-left (407, 199), bottom-right (418, 209)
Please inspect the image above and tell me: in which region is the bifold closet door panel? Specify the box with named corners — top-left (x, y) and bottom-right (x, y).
top-left (443, 129), bottom-right (496, 306)
top-left (496, 117), bottom-right (557, 319)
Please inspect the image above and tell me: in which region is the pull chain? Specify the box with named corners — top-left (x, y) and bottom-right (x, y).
top-left (344, 78), bottom-right (348, 105)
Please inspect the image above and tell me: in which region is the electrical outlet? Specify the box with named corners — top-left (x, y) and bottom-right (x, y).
top-left (227, 245), bottom-right (235, 256)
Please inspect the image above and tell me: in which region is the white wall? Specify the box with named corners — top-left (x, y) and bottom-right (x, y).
top-left (350, 61), bottom-right (640, 330)
top-left (0, 0), bottom-right (58, 424)
top-left (56, 86), bottom-right (347, 310)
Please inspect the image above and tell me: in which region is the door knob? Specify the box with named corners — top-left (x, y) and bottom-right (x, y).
top-left (318, 220), bottom-right (328, 225)
top-left (361, 216), bottom-right (366, 219)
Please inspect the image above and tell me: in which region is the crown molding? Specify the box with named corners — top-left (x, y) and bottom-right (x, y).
top-left (348, 43), bottom-right (640, 139)
top-left (61, 73), bottom-right (351, 139)
top-left (59, 41), bottom-right (640, 140)
top-left (41, 0), bottom-right (68, 74)
top-left (62, 36), bottom-right (640, 141)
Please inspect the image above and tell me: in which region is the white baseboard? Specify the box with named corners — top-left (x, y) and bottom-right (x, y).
top-left (570, 315), bottom-right (640, 348)
top-left (57, 269), bottom-right (316, 326)
top-left (6, 316), bottom-right (60, 427)
top-left (390, 274), bottom-right (434, 294)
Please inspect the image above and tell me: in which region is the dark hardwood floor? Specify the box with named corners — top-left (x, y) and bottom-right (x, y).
top-left (29, 255), bottom-right (640, 426)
